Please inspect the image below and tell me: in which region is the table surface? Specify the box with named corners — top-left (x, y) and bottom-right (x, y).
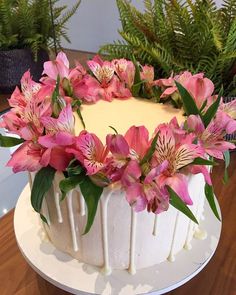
top-left (0, 153), bottom-right (235, 295)
top-left (0, 50), bottom-right (236, 294)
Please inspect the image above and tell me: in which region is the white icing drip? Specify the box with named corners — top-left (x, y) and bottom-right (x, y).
top-left (41, 199), bottom-right (50, 226)
top-left (167, 211), bottom-right (179, 262)
top-left (53, 182), bottom-right (63, 223)
top-left (152, 214), bottom-right (158, 236)
top-left (76, 186), bottom-right (86, 216)
top-left (194, 227), bottom-right (207, 240)
top-left (28, 172), bottom-right (33, 190)
top-left (128, 208), bottom-right (137, 275)
top-left (184, 195), bottom-right (202, 250)
top-left (100, 189), bottom-right (112, 275)
top-left (66, 191), bottom-right (79, 252)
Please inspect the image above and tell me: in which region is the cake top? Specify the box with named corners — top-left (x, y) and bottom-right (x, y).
top-left (75, 97), bottom-right (183, 140)
top-left (0, 51), bottom-right (235, 234)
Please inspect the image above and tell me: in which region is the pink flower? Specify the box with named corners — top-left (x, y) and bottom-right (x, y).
top-left (140, 65), bottom-right (155, 85)
top-left (7, 142), bottom-right (47, 173)
top-left (187, 115), bottom-right (235, 159)
top-left (66, 131), bottom-right (109, 175)
top-left (157, 71), bottom-right (215, 109)
top-left (217, 100), bottom-right (236, 134)
top-left (112, 58), bottom-right (135, 89)
top-left (154, 124), bottom-right (204, 205)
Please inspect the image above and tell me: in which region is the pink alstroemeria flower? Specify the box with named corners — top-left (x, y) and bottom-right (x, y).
top-left (217, 100), bottom-right (236, 134)
top-left (112, 58), bottom-right (135, 89)
top-left (66, 131), bottom-right (109, 175)
top-left (122, 159), bottom-right (169, 213)
top-left (7, 141), bottom-right (47, 173)
top-left (187, 115), bottom-right (235, 159)
top-left (39, 104), bottom-right (75, 148)
top-left (83, 55), bottom-right (131, 102)
top-left (157, 71), bottom-right (214, 109)
top-left (154, 124), bottom-right (204, 205)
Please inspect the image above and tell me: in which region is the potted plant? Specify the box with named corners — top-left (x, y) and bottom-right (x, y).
top-left (0, 0), bottom-right (81, 94)
top-left (100, 0), bottom-right (236, 96)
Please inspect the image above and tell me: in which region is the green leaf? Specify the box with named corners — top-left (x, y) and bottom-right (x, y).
top-left (204, 183), bottom-right (221, 221)
top-left (59, 175), bottom-right (84, 201)
top-left (80, 176), bottom-right (103, 234)
top-left (66, 159), bottom-right (83, 177)
top-left (109, 126), bottom-right (118, 134)
top-left (199, 99), bottom-right (208, 113)
top-left (168, 186), bottom-right (198, 224)
top-left (191, 157), bottom-right (217, 166)
top-left (202, 87), bottom-right (223, 127)
top-left (0, 134), bottom-right (24, 147)
top-left (175, 81), bottom-right (200, 116)
top-left (131, 56), bottom-right (142, 96)
top-left (31, 166), bottom-right (56, 222)
top-left (223, 150), bottom-right (230, 184)
top-left (52, 76), bottom-right (60, 104)
top-left (76, 108), bottom-right (86, 129)
top-left (140, 132), bottom-right (159, 165)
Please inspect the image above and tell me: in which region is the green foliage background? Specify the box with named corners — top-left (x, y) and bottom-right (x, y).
top-left (0, 0), bottom-right (80, 57)
top-left (100, 0), bottom-right (236, 96)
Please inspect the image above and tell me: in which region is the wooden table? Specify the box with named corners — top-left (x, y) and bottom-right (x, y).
top-left (0, 154), bottom-right (235, 295)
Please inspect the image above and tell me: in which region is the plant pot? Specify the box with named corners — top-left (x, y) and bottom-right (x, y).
top-left (0, 48), bottom-right (49, 94)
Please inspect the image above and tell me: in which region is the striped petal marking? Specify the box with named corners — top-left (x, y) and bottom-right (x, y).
top-left (87, 61), bottom-right (114, 85)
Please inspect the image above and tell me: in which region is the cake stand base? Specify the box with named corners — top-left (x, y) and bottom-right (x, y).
top-left (14, 185), bottom-right (221, 295)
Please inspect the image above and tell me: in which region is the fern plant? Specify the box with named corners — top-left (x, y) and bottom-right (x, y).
top-left (100, 0), bottom-right (236, 96)
top-left (0, 0), bottom-right (81, 58)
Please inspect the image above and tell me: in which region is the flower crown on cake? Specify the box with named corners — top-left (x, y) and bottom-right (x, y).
top-left (0, 52), bottom-right (235, 233)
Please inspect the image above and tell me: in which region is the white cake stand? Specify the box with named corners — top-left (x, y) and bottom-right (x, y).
top-left (14, 185), bottom-right (221, 295)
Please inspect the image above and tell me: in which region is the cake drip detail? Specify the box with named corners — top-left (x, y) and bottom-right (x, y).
top-left (66, 191), bottom-right (79, 252)
top-left (184, 194), bottom-right (204, 250)
top-left (194, 228), bottom-right (207, 240)
top-left (100, 188), bottom-right (113, 275)
top-left (167, 211), bottom-right (180, 262)
top-left (128, 208), bottom-right (137, 275)
top-left (76, 187), bottom-right (86, 216)
top-left (152, 214), bottom-right (158, 236)
top-left (53, 182), bottom-right (63, 223)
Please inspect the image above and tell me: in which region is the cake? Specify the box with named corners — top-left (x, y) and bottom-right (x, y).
top-left (1, 52), bottom-right (235, 276)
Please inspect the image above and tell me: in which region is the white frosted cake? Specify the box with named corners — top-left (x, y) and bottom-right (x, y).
top-left (29, 98), bottom-right (206, 275)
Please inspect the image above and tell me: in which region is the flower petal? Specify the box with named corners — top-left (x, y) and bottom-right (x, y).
top-left (125, 126), bottom-right (149, 159)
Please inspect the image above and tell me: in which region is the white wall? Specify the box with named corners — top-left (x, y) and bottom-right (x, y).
top-left (60, 0), bottom-right (224, 53)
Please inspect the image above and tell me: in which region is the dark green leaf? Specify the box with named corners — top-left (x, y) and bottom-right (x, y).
top-left (131, 56), bottom-right (141, 96)
top-left (191, 157), bottom-right (217, 166)
top-left (66, 159), bottom-right (84, 177)
top-left (140, 132), bottom-right (159, 165)
top-left (199, 99), bottom-right (208, 113)
top-left (168, 186), bottom-right (198, 224)
top-left (175, 81), bottom-right (200, 116)
top-left (31, 166), bottom-right (56, 217)
top-left (202, 87), bottom-right (223, 127)
top-left (223, 150), bottom-right (230, 184)
top-left (52, 75), bottom-right (60, 103)
top-left (40, 214), bottom-right (49, 225)
top-left (109, 126), bottom-right (118, 134)
top-left (204, 183), bottom-right (221, 221)
top-left (0, 134), bottom-right (24, 147)
top-left (80, 176), bottom-right (103, 234)
top-left (76, 108), bottom-right (86, 129)
top-left (59, 175), bottom-right (84, 201)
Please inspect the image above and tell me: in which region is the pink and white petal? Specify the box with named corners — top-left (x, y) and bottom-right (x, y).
top-left (155, 125), bottom-right (175, 163)
top-left (7, 142), bottom-right (43, 173)
top-left (165, 173), bottom-right (193, 205)
top-left (49, 147), bottom-right (73, 171)
top-left (56, 51), bottom-right (69, 69)
top-left (125, 183), bottom-right (147, 212)
top-left (188, 165), bottom-right (212, 185)
top-left (42, 59), bottom-right (69, 80)
top-left (160, 87), bottom-right (177, 98)
top-left (106, 134), bottom-right (129, 157)
top-left (145, 160), bottom-right (169, 184)
top-left (21, 70), bottom-right (41, 101)
top-left (186, 115), bottom-right (205, 135)
top-left (121, 160), bottom-right (142, 187)
top-left (175, 143), bottom-right (204, 170)
top-left (125, 125), bottom-right (149, 159)
top-left (84, 159), bottom-right (105, 175)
